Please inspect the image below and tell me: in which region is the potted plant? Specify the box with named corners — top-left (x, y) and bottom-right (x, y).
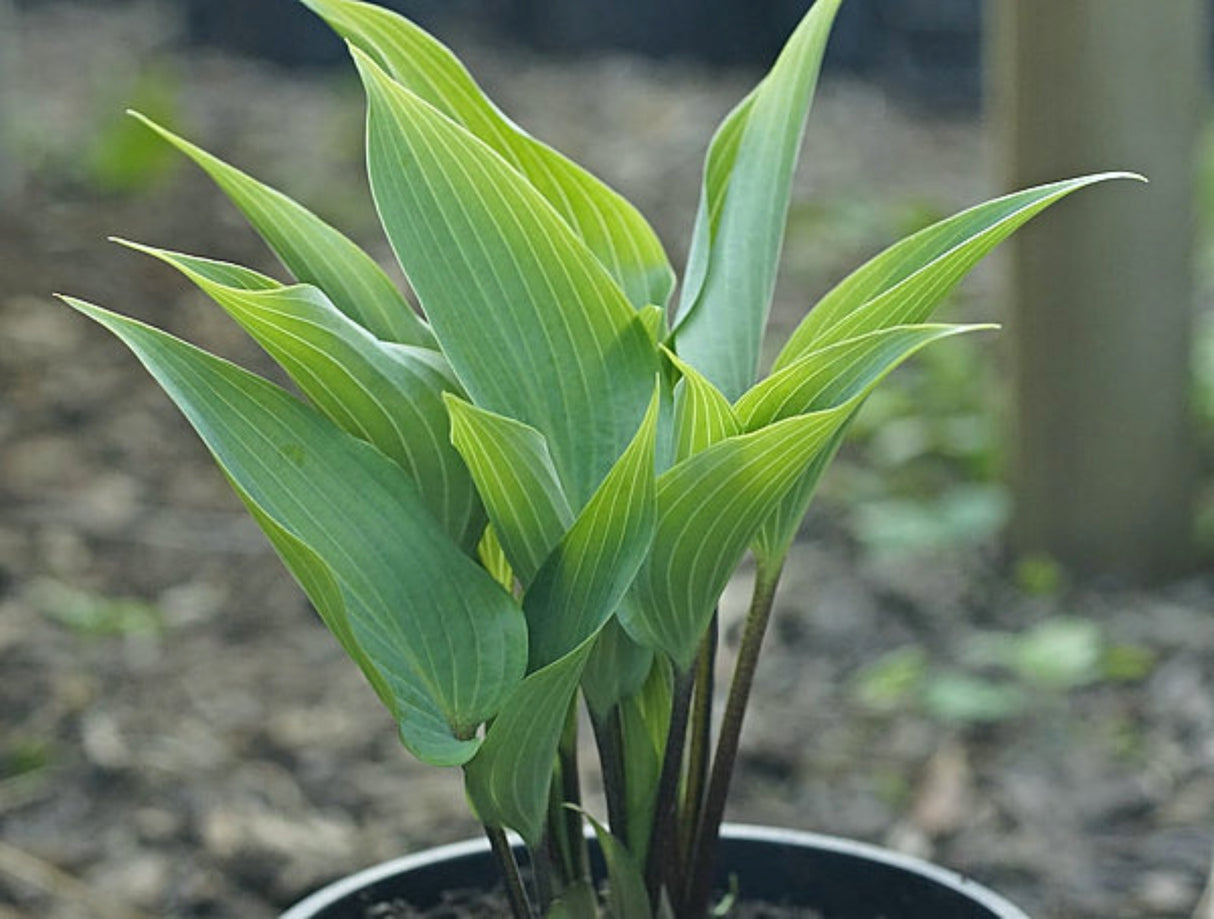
top-left (60, 0), bottom-right (1133, 915)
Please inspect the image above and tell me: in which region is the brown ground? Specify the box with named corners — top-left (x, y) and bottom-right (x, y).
top-left (2, 4), bottom-right (1213, 919)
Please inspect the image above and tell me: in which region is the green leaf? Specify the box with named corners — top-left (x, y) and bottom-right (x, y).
top-left (672, 0), bottom-right (842, 399)
top-left (774, 173), bottom-right (1142, 368)
top-left (581, 617), bottom-right (654, 720)
top-left (546, 881), bottom-right (600, 919)
top-left (302, 0), bottom-right (674, 310)
top-left (116, 240), bottom-right (484, 551)
top-left (739, 324), bottom-right (992, 430)
top-left (445, 396), bottom-right (574, 587)
top-left (625, 318), bottom-right (973, 669)
top-left (619, 657), bottom-right (671, 859)
top-left (584, 812), bottom-right (652, 919)
top-left (241, 495), bottom-right (396, 712)
top-left (62, 297), bottom-right (525, 766)
top-left (477, 524), bottom-right (515, 593)
top-left (524, 386), bottom-right (660, 671)
top-left (744, 325), bottom-right (993, 563)
top-left (664, 347), bottom-right (741, 463)
top-left (355, 48), bottom-right (660, 507)
top-left (464, 639), bottom-right (594, 845)
top-left (622, 407), bottom-right (852, 671)
top-left (749, 431), bottom-right (846, 566)
top-left (129, 111), bottom-right (435, 348)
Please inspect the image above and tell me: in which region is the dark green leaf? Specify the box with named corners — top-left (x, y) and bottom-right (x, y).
top-left (116, 240), bottom-right (483, 550)
top-left (62, 298), bottom-right (525, 765)
top-left (356, 49), bottom-right (660, 506)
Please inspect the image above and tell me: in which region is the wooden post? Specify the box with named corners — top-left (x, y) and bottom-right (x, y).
top-left (990, 1), bottom-right (1205, 581)
top-left (0, 0), bottom-right (14, 203)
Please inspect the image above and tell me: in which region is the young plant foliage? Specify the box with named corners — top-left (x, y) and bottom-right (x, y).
top-left (65, 0), bottom-right (1136, 915)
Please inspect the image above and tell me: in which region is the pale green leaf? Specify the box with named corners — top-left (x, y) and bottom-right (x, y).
top-left (774, 172), bottom-right (1142, 368)
top-left (620, 656), bottom-right (671, 859)
top-left (355, 48), bottom-right (660, 507)
top-left (464, 639), bottom-right (594, 845)
top-left (622, 406), bottom-right (853, 671)
top-left (445, 396), bottom-right (574, 587)
top-left (477, 524), bottom-right (515, 593)
top-left (63, 298), bottom-right (525, 765)
top-left (739, 324), bottom-right (993, 430)
top-left (116, 240), bottom-right (484, 551)
top-left (746, 325), bottom-right (994, 563)
top-left (523, 385), bottom-right (660, 670)
top-left (673, 0), bottom-right (842, 399)
top-left (302, 0), bottom-right (674, 310)
top-left (663, 347), bottom-right (741, 463)
top-left (129, 112), bottom-right (435, 347)
top-left (749, 431), bottom-right (847, 566)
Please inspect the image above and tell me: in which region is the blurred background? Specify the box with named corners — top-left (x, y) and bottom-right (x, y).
top-left (1, 1), bottom-right (1212, 918)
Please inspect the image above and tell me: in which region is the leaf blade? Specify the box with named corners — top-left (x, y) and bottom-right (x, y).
top-left (464, 640), bottom-right (594, 845)
top-left (622, 407), bottom-right (849, 670)
top-left (774, 172), bottom-right (1143, 367)
top-left (130, 111), bottom-right (435, 347)
top-left (672, 0), bottom-right (843, 399)
top-left (116, 240), bottom-right (484, 551)
top-left (523, 385), bottom-right (660, 670)
top-left (356, 48), bottom-right (659, 506)
top-left (746, 324), bottom-right (995, 562)
top-left (303, 0), bottom-right (674, 309)
top-left (446, 395), bottom-right (574, 587)
top-left (63, 297), bottom-right (526, 765)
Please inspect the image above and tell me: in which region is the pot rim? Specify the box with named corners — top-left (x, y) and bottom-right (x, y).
top-left (280, 822), bottom-right (1030, 919)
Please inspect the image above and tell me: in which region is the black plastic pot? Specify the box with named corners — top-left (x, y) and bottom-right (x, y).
top-left (281, 823), bottom-right (1029, 919)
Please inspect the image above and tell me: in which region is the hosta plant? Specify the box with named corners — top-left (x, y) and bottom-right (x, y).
top-left (61, 0), bottom-right (1131, 916)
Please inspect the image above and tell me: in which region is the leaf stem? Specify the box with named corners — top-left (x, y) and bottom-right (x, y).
top-left (485, 824), bottom-right (537, 919)
top-left (679, 614), bottom-right (717, 858)
top-left (591, 705), bottom-right (630, 845)
top-left (681, 555), bottom-right (786, 918)
top-left (558, 700), bottom-right (591, 884)
top-left (645, 666), bottom-right (694, 907)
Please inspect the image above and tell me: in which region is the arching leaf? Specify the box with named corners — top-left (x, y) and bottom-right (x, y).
top-left (63, 298), bottom-right (526, 766)
top-left (739, 324), bottom-right (992, 429)
top-left (116, 240), bottom-right (483, 551)
top-left (622, 407), bottom-right (850, 671)
top-left (774, 173), bottom-right (1141, 367)
top-left (744, 324), bottom-right (994, 563)
top-left (464, 639), bottom-right (594, 845)
top-left (130, 112), bottom-right (435, 348)
top-left (302, 0), bottom-right (674, 310)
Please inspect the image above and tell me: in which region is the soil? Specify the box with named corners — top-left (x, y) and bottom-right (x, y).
top-left (2, 5), bottom-right (1213, 919)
